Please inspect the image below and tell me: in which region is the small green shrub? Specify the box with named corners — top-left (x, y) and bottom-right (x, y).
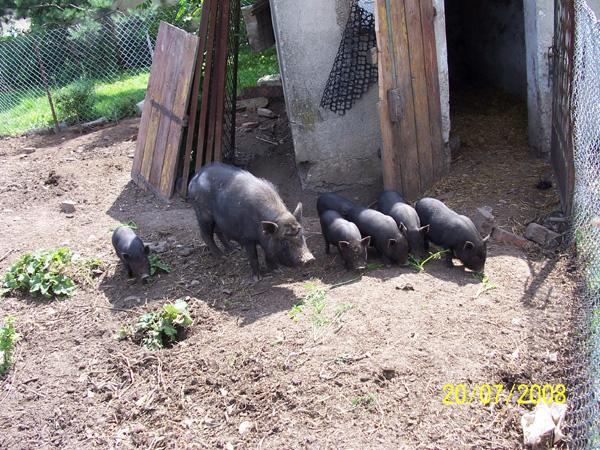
top-left (0, 316), bottom-right (20, 375)
top-left (0, 248), bottom-right (76, 299)
top-left (134, 299), bottom-right (192, 350)
top-left (149, 255), bottom-right (172, 276)
top-left (55, 78), bottom-right (95, 124)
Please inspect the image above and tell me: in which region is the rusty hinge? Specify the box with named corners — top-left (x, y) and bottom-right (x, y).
top-left (387, 88), bottom-right (403, 123)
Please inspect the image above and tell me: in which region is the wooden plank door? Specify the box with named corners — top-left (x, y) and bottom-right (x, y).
top-left (374, 0), bottom-right (446, 201)
top-left (132, 22), bottom-right (199, 200)
top-left (550, 0), bottom-right (575, 215)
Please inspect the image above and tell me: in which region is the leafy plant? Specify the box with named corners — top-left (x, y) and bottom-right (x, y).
top-left (0, 316), bottom-right (20, 375)
top-left (134, 299), bottom-right (192, 350)
top-left (474, 272), bottom-right (497, 297)
top-left (288, 301), bottom-right (304, 322)
top-left (55, 78), bottom-right (96, 124)
top-left (149, 255), bottom-right (172, 276)
top-left (408, 249), bottom-right (450, 272)
top-left (0, 248), bottom-right (76, 299)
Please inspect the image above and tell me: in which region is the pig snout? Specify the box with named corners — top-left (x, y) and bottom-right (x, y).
top-left (300, 249), bottom-right (315, 265)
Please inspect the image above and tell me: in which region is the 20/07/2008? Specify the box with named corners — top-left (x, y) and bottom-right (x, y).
top-left (441, 383), bottom-right (567, 405)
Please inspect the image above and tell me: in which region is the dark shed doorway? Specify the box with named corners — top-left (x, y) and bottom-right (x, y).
top-left (444, 0), bottom-right (527, 98)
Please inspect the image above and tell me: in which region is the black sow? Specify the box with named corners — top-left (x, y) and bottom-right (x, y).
top-left (415, 197), bottom-right (489, 272)
top-left (112, 226), bottom-right (151, 283)
top-left (319, 209), bottom-right (370, 270)
top-left (188, 163), bottom-right (315, 280)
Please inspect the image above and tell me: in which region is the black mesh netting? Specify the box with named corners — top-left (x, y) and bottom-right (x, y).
top-left (320, 1), bottom-right (378, 115)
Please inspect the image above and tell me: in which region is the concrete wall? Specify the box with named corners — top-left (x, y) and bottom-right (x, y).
top-left (445, 0), bottom-right (527, 98)
top-left (270, 0), bottom-right (382, 191)
top-left (524, 0), bottom-right (553, 156)
top-left (270, 0), bottom-right (450, 191)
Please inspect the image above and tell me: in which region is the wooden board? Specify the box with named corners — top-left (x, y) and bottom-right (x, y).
top-left (374, 0), bottom-right (447, 201)
top-left (132, 22), bottom-right (198, 200)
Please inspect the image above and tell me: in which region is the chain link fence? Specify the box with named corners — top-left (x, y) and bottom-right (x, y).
top-left (0, 12), bottom-right (158, 116)
top-left (565, 1), bottom-right (600, 447)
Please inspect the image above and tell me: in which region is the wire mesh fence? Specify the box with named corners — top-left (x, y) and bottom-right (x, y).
top-left (0, 12), bottom-right (157, 116)
top-left (565, 1), bottom-right (600, 447)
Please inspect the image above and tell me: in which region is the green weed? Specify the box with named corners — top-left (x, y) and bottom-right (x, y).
top-left (408, 249), bottom-right (450, 272)
top-left (288, 301), bottom-right (304, 322)
top-left (351, 392), bottom-right (377, 408)
top-left (474, 272), bottom-right (498, 297)
top-left (0, 248), bottom-right (76, 299)
top-left (149, 254), bottom-right (172, 276)
top-left (0, 316), bottom-right (20, 375)
top-left (290, 285), bottom-right (354, 343)
top-left (367, 262), bottom-right (384, 271)
top-left (134, 299), bottom-right (193, 350)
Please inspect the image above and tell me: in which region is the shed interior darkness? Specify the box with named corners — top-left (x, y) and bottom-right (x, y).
top-left (444, 0), bottom-right (527, 98)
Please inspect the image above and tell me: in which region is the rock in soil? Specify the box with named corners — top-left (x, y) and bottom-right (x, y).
top-left (241, 121), bottom-right (260, 129)
top-left (238, 420), bottom-right (253, 435)
top-left (60, 200), bottom-right (76, 214)
top-left (148, 241), bottom-right (168, 253)
top-left (524, 223), bottom-right (562, 248)
top-left (257, 107), bottom-right (278, 119)
top-left (178, 246), bottom-right (193, 257)
top-left (257, 73), bottom-right (282, 87)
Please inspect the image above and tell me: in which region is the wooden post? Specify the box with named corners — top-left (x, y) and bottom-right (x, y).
top-left (34, 43), bottom-right (60, 134)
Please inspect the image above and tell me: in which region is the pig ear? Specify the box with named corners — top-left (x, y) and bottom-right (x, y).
top-left (122, 253), bottom-right (130, 260)
top-left (387, 239), bottom-right (397, 249)
top-left (419, 224), bottom-right (430, 234)
top-left (360, 236), bottom-right (371, 247)
top-left (464, 241), bottom-right (475, 250)
top-left (144, 245), bottom-right (150, 255)
top-left (399, 223), bottom-right (408, 235)
top-left (338, 241), bottom-right (350, 250)
top-left (482, 234), bottom-right (491, 243)
top-left (261, 221), bottom-right (279, 234)
top-left (293, 203), bottom-right (303, 222)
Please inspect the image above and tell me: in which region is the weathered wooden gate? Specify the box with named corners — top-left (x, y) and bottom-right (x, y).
top-left (374, 0), bottom-right (447, 201)
top-left (550, 0), bottom-right (575, 215)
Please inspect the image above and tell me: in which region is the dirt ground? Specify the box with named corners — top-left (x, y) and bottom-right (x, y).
top-left (0, 90), bottom-right (577, 449)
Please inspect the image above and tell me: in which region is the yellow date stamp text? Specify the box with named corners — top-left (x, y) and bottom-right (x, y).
top-left (441, 383), bottom-right (567, 406)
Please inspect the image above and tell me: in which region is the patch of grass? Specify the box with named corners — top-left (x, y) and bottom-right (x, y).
top-left (351, 392), bottom-right (377, 408)
top-left (367, 262), bottom-right (385, 271)
top-left (149, 254), bottom-right (172, 277)
top-left (292, 285), bottom-right (354, 343)
top-left (134, 299), bottom-right (193, 350)
top-left (237, 45), bottom-right (279, 92)
top-left (0, 72), bottom-right (149, 136)
top-left (0, 316), bottom-right (20, 375)
top-left (408, 249), bottom-right (450, 272)
top-left (474, 272), bottom-right (497, 297)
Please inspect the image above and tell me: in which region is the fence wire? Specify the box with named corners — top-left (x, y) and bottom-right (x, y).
top-left (566, 1), bottom-right (600, 447)
top-left (0, 12), bottom-right (157, 115)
